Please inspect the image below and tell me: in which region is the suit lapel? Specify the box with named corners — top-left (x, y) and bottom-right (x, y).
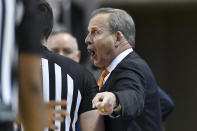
top-left (100, 51), bottom-right (139, 92)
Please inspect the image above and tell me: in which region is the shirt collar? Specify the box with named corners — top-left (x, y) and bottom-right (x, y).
top-left (102, 48), bottom-right (133, 84)
top-left (107, 48), bottom-right (133, 73)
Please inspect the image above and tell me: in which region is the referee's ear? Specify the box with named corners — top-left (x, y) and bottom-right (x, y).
top-left (41, 39), bottom-right (47, 46)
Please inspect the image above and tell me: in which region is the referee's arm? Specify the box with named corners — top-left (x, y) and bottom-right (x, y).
top-left (19, 54), bottom-right (45, 131)
top-left (79, 110), bottom-right (105, 131)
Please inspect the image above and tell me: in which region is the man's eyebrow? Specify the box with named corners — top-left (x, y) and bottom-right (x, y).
top-left (89, 26), bottom-right (99, 31)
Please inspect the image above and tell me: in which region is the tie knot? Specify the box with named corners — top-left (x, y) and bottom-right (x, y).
top-left (98, 69), bottom-right (109, 90)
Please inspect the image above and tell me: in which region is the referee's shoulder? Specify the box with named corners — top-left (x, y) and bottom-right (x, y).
top-left (43, 50), bottom-right (91, 74)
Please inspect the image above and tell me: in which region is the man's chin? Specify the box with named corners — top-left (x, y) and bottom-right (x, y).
top-left (91, 63), bottom-right (100, 70)
top-left (91, 60), bottom-right (99, 68)
top-left (90, 59), bottom-right (103, 68)
top-left (93, 62), bottom-right (104, 69)
top-left (92, 62), bottom-right (99, 68)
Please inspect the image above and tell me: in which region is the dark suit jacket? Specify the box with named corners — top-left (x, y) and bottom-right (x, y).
top-left (158, 87), bottom-right (174, 121)
top-left (101, 51), bottom-right (162, 131)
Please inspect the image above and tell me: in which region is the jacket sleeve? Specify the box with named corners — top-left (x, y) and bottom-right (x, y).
top-left (111, 65), bottom-right (146, 120)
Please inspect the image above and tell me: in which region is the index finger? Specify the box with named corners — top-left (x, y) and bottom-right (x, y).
top-left (54, 110), bottom-right (68, 116)
top-left (47, 100), bottom-right (67, 108)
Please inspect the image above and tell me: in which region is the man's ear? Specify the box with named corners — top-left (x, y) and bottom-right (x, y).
top-left (114, 31), bottom-right (123, 47)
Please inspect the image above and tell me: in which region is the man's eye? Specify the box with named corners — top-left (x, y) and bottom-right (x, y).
top-left (52, 49), bottom-right (59, 53)
top-left (91, 30), bottom-right (99, 36)
top-left (63, 49), bottom-right (72, 54)
top-left (91, 30), bottom-right (96, 35)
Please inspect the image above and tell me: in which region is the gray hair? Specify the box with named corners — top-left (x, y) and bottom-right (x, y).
top-left (92, 8), bottom-right (136, 48)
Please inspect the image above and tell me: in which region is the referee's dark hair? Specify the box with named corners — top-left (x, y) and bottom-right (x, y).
top-left (37, 0), bottom-right (53, 41)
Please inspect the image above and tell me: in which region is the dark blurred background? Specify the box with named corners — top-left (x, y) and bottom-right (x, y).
top-left (47, 0), bottom-right (197, 130)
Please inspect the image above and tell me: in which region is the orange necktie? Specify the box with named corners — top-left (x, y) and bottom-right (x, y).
top-left (98, 69), bottom-right (109, 90)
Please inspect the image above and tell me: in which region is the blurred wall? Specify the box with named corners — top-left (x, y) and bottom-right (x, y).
top-left (101, 1), bottom-right (197, 131)
top-left (72, 0), bottom-right (100, 63)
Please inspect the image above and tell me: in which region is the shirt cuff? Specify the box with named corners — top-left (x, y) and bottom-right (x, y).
top-left (109, 104), bottom-right (121, 118)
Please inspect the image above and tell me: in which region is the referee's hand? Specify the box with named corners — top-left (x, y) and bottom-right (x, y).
top-left (46, 100), bottom-right (67, 130)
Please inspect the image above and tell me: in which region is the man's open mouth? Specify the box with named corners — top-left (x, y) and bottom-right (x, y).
top-left (90, 51), bottom-right (96, 58)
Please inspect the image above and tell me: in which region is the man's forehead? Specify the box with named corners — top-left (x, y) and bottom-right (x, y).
top-left (88, 13), bottom-right (110, 30)
top-left (49, 35), bottom-right (77, 47)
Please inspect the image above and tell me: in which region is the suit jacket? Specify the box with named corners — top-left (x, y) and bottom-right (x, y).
top-left (158, 87), bottom-right (174, 121)
top-left (101, 51), bottom-right (162, 131)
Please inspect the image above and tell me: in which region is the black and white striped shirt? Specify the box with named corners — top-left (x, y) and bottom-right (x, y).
top-left (41, 46), bottom-right (98, 131)
top-left (0, 0), bottom-right (17, 122)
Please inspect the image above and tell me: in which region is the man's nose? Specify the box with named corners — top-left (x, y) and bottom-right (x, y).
top-left (85, 34), bottom-right (92, 45)
top-left (59, 51), bottom-right (65, 57)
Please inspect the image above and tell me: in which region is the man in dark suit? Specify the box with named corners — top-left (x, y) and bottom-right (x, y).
top-left (85, 8), bottom-right (162, 131)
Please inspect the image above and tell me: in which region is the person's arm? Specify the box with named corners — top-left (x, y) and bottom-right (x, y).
top-left (78, 69), bottom-right (105, 131)
top-left (79, 110), bottom-right (105, 131)
top-left (19, 54), bottom-right (45, 131)
top-left (17, 0), bottom-right (46, 130)
top-left (93, 66), bottom-right (146, 119)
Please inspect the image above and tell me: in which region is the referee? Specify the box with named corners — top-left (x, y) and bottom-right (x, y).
top-left (38, 1), bottom-right (104, 131)
top-left (0, 0), bottom-right (45, 130)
